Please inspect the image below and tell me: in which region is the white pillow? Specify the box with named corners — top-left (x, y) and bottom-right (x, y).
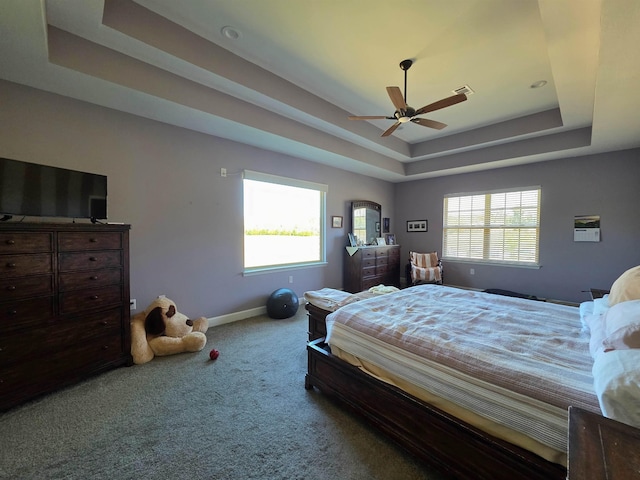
top-left (585, 314), bottom-right (607, 358)
top-left (579, 301), bottom-right (594, 333)
top-left (579, 297), bottom-right (609, 334)
top-left (592, 349), bottom-right (640, 428)
top-left (593, 295), bottom-right (610, 315)
top-left (602, 299), bottom-right (640, 352)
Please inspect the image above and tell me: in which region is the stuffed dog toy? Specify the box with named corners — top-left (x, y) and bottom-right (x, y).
top-left (130, 297), bottom-right (208, 365)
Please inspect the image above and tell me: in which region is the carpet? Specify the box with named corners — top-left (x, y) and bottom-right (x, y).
top-left (0, 308), bottom-right (447, 479)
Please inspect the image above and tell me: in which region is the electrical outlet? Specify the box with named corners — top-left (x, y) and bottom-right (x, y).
top-left (158, 294), bottom-right (165, 298)
top-left (288, 275), bottom-right (293, 284)
top-left (220, 168), bottom-right (227, 177)
top-left (470, 268), bottom-right (475, 275)
top-left (130, 299), bottom-right (137, 310)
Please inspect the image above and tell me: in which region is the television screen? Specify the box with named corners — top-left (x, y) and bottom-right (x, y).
top-left (0, 157), bottom-right (107, 220)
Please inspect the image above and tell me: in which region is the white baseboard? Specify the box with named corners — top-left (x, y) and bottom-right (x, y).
top-left (207, 306), bottom-right (267, 328)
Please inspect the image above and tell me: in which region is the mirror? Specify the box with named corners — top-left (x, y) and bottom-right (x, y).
top-left (351, 200), bottom-right (381, 246)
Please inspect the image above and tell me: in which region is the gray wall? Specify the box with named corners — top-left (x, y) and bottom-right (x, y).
top-left (395, 150), bottom-right (640, 303)
top-left (2, 80), bottom-right (638, 311)
top-left (0, 80), bottom-right (394, 318)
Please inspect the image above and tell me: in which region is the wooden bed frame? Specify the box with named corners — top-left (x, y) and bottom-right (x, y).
top-left (304, 303), bottom-right (566, 480)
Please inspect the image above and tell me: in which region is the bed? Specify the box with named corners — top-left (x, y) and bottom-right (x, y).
top-left (304, 284), bottom-right (640, 479)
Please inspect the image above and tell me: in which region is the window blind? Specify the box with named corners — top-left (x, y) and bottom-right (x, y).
top-left (443, 187), bottom-right (540, 265)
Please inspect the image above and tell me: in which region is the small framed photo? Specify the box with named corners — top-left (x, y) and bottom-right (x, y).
top-left (347, 233), bottom-right (357, 247)
top-left (385, 233), bottom-right (396, 245)
top-left (376, 237), bottom-right (386, 246)
top-left (331, 216), bottom-right (343, 228)
top-left (407, 220), bottom-right (428, 232)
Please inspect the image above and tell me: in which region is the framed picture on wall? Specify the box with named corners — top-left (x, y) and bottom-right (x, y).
top-left (407, 220), bottom-right (428, 232)
top-left (383, 217), bottom-right (390, 233)
top-left (385, 233), bottom-right (396, 245)
top-left (331, 216), bottom-right (343, 228)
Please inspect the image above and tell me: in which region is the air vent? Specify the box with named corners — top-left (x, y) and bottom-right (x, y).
top-left (453, 85), bottom-right (474, 96)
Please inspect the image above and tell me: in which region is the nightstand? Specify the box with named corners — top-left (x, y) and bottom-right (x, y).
top-left (568, 406), bottom-right (640, 479)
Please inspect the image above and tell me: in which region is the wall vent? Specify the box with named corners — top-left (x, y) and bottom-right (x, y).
top-left (453, 85), bottom-right (474, 96)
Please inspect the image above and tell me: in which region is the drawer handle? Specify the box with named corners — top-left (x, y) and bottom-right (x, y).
top-left (100, 321), bottom-right (108, 326)
top-left (5, 239), bottom-right (15, 245)
top-left (89, 257), bottom-right (98, 262)
top-left (101, 345), bottom-right (109, 350)
top-left (6, 263), bottom-right (16, 268)
top-left (90, 295), bottom-right (99, 300)
top-left (90, 276), bottom-right (98, 281)
top-left (8, 309), bottom-right (17, 316)
top-left (6, 285), bottom-right (16, 291)
top-left (90, 238), bottom-right (98, 243)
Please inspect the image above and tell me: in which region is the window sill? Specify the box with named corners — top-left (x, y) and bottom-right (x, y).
top-left (441, 258), bottom-right (541, 269)
top-left (243, 261), bottom-right (327, 276)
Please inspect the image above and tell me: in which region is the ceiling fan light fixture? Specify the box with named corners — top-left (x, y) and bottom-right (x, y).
top-left (348, 59), bottom-right (468, 137)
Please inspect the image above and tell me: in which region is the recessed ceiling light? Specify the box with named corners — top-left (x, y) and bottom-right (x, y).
top-left (221, 26), bottom-right (241, 40)
top-left (530, 80), bottom-right (547, 89)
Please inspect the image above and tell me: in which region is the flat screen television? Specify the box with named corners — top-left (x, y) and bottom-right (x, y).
top-left (0, 157), bottom-right (107, 222)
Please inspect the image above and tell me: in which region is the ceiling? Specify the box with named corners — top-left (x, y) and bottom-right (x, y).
top-left (1, 0), bottom-right (639, 182)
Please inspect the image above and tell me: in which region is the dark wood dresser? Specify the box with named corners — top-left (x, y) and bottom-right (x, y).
top-left (0, 222), bottom-right (131, 410)
top-left (344, 245), bottom-right (400, 293)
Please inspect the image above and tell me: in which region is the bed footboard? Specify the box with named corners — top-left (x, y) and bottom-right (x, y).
top-left (305, 339), bottom-right (566, 480)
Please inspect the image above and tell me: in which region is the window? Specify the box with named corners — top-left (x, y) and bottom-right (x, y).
top-left (443, 187), bottom-right (540, 266)
top-left (243, 170), bottom-right (326, 273)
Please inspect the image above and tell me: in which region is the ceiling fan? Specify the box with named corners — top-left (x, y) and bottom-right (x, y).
top-left (348, 59), bottom-right (467, 137)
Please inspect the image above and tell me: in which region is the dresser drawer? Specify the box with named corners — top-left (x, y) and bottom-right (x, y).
top-left (0, 233), bottom-right (52, 254)
top-left (362, 277), bottom-right (383, 290)
top-left (376, 264), bottom-right (389, 275)
top-left (361, 248), bottom-right (376, 260)
top-left (0, 296), bottom-right (54, 329)
top-left (375, 248), bottom-right (389, 258)
top-left (59, 250), bottom-right (122, 272)
top-left (59, 268), bottom-right (122, 291)
top-left (362, 266), bottom-right (376, 277)
top-left (58, 232), bottom-right (122, 251)
top-left (377, 256), bottom-right (388, 266)
top-left (59, 285), bottom-right (122, 315)
top-left (362, 257), bottom-right (376, 268)
top-left (0, 309), bottom-right (122, 367)
top-left (1, 253), bottom-right (53, 277)
top-left (0, 334), bottom-right (125, 410)
top-left (0, 275), bottom-right (54, 301)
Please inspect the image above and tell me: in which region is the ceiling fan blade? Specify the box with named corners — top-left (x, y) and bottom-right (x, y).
top-left (386, 86), bottom-right (407, 111)
top-left (414, 94), bottom-right (467, 116)
top-left (381, 122), bottom-right (401, 137)
top-left (348, 115), bottom-right (388, 120)
top-left (411, 117), bottom-right (447, 130)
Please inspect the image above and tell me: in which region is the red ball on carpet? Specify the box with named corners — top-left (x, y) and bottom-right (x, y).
top-left (209, 349), bottom-right (219, 360)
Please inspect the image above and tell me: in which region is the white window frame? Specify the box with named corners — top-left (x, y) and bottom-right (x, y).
top-left (243, 170), bottom-right (327, 275)
top-left (442, 186), bottom-right (541, 267)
